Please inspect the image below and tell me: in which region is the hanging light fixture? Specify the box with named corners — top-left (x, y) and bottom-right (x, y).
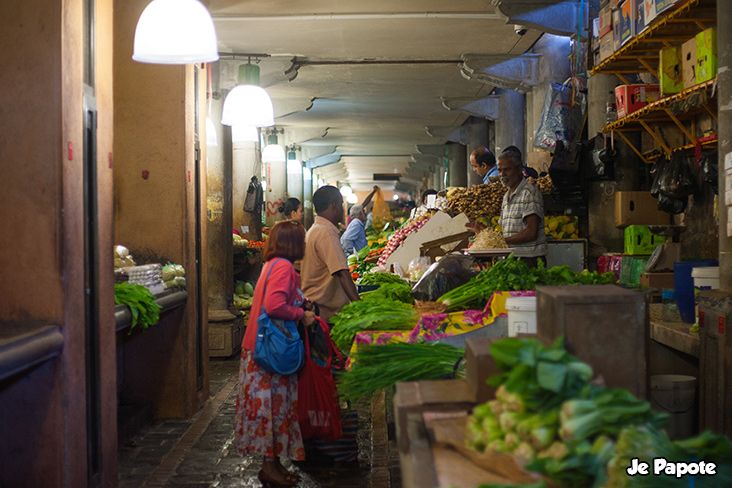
top-left (286, 147), bottom-right (302, 174)
top-left (231, 125), bottom-right (259, 143)
top-left (347, 193), bottom-right (359, 204)
top-left (340, 185), bottom-right (353, 197)
top-left (262, 132), bottom-right (285, 163)
top-left (221, 64), bottom-right (274, 127)
top-left (133, 0), bottom-right (218, 64)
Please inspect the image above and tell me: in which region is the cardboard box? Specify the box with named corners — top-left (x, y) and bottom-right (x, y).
top-left (696, 27), bottom-right (717, 84)
top-left (682, 37), bottom-right (697, 89)
top-left (614, 191), bottom-right (672, 228)
top-left (640, 272), bottom-right (675, 290)
top-left (612, 9), bottom-right (623, 51)
top-left (654, 0), bottom-right (680, 16)
top-left (599, 31), bottom-right (615, 63)
top-left (659, 46), bottom-right (683, 95)
top-left (464, 338), bottom-right (502, 404)
top-left (615, 84), bottom-right (661, 118)
top-left (618, 0), bottom-right (635, 45)
top-left (598, 5), bottom-right (613, 37)
top-left (643, 0), bottom-right (658, 26)
top-left (635, 0), bottom-right (647, 34)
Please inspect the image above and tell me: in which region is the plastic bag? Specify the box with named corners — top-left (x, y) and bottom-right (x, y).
top-left (243, 175), bottom-right (263, 213)
top-left (657, 194), bottom-right (688, 215)
top-left (407, 257), bottom-right (431, 282)
top-left (534, 82), bottom-right (586, 152)
top-left (370, 188), bottom-right (393, 231)
top-left (650, 155), bottom-right (667, 198)
top-left (658, 151), bottom-right (695, 199)
top-left (701, 151), bottom-right (718, 195)
top-left (410, 253), bottom-right (478, 302)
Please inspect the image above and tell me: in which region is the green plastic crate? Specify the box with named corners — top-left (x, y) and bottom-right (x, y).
top-left (624, 225), bottom-right (665, 255)
top-left (619, 256), bottom-right (650, 285)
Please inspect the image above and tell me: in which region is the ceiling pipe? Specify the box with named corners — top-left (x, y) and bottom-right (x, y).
top-left (213, 12), bottom-right (501, 22)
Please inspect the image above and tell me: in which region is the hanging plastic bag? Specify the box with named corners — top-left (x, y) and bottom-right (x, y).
top-left (243, 175), bottom-right (263, 213)
top-left (657, 194), bottom-right (688, 215)
top-left (659, 151), bottom-right (695, 199)
top-left (370, 188), bottom-right (393, 231)
top-left (700, 151), bottom-right (718, 195)
top-left (410, 253), bottom-right (477, 302)
top-left (650, 155), bottom-right (668, 198)
top-left (534, 81), bottom-right (586, 152)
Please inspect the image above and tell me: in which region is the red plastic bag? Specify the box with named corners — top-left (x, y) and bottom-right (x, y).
top-left (298, 317), bottom-right (344, 442)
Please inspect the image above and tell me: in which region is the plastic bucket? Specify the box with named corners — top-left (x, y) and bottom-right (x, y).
top-left (674, 261), bottom-right (717, 323)
top-left (692, 266), bottom-right (719, 291)
top-left (650, 375), bottom-right (697, 439)
top-left (505, 297), bottom-right (537, 337)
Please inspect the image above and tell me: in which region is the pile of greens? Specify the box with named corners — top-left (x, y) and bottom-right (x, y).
top-left (114, 282), bottom-right (162, 331)
top-left (358, 272), bottom-right (408, 286)
top-left (360, 281), bottom-right (413, 304)
top-left (337, 342), bottom-right (465, 404)
top-left (439, 256), bottom-right (616, 312)
top-left (330, 298), bottom-right (416, 352)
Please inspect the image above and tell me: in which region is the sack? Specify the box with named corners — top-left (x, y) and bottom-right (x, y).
top-left (298, 317), bottom-right (344, 442)
top-left (370, 188), bottom-right (393, 231)
top-left (410, 253), bottom-right (478, 302)
top-left (658, 151), bottom-right (695, 199)
top-left (244, 175), bottom-right (263, 213)
top-left (650, 155), bottom-right (667, 198)
top-left (534, 81), bottom-right (586, 152)
top-left (657, 194), bottom-right (688, 215)
top-left (253, 259), bottom-right (305, 375)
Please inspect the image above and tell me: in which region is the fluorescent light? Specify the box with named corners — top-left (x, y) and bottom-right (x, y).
top-left (133, 0), bottom-right (218, 64)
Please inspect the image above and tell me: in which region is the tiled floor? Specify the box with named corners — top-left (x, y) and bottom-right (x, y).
top-left (118, 357), bottom-right (398, 488)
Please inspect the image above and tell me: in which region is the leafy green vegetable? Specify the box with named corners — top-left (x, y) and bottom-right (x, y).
top-left (114, 282), bottom-right (162, 331)
top-left (337, 342), bottom-right (464, 403)
top-left (360, 281), bottom-right (413, 304)
top-left (330, 299), bottom-right (416, 352)
top-left (358, 272), bottom-right (408, 286)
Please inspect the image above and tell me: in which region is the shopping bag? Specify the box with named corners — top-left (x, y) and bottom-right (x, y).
top-left (298, 317), bottom-right (344, 442)
top-left (533, 81), bottom-right (586, 152)
top-left (370, 188), bottom-right (393, 231)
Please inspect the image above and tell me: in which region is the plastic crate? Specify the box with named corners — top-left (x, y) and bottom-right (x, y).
top-left (619, 256), bottom-right (649, 285)
top-left (624, 225), bottom-right (665, 255)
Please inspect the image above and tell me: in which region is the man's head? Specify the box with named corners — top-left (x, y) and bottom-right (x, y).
top-left (497, 151), bottom-right (524, 190)
top-left (421, 189), bottom-right (438, 205)
top-left (470, 147), bottom-right (496, 178)
top-left (312, 185), bottom-right (344, 225)
top-left (349, 204), bottom-right (365, 222)
top-left (501, 146), bottom-right (522, 160)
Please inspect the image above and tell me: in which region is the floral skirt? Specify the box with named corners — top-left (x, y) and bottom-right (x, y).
top-left (233, 349), bottom-right (305, 460)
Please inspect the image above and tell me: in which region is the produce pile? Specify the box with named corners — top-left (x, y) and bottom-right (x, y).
top-left (438, 256), bottom-right (616, 312)
top-left (446, 176), bottom-right (553, 220)
top-left (233, 280), bottom-right (255, 310)
top-left (162, 263), bottom-right (186, 289)
top-left (466, 337), bottom-right (732, 488)
top-left (471, 227), bottom-right (508, 250)
top-left (545, 215), bottom-right (579, 240)
top-left (114, 245), bottom-right (136, 269)
top-left (358, 272), bottom-right (408, 286)
top-left (376, 216), bottom-right (430, 266)
top-left (348, 242), bottom-right (387, 279)
top-left (337, 342), bottom-right (465, 404)
top-left (114, 282), bottom-right (162, 331)
top-left (360, 281), bottom-right (413, 305)
top-left (330, 298), bottom-right (417, 353)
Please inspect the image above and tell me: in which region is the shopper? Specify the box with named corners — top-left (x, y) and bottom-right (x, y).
top-left (470, 147), bottom-right (498, 184)
top-left (234, 221), bottom-right (316, 487)
top-left (279, 197), bottom-right (303, 223)
top-left (345, 185), bottom-right (379, 226)
top-left (341, 204), bottom-right (368, 255)
top-left (302, 185), bottom-right (360, 324)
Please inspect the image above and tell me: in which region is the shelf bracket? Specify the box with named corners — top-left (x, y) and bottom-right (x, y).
top-left (638, 58), bottom-right (658, 77)
top-left (664, 108), bottom-right (695, 143)
top-left (612, 72), bottom-right (630, 85)
top-left (613, 130), bottom-right (650, 164)
top-left (703, 103), bottom-right (718, 122)
top-left (639, 120), bottom-right (672, 156)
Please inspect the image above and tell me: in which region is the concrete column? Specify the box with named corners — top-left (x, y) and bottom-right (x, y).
top-left (494, 88), bottom-right (525, 155)
top-left (467, 118), bottom-right (490, 186)
top-left (303, 167), bottom-right (314, 228)
top-left (287, 158), bottom-right (304, 209)
top-left (447, 142), bottom-right (468, 187)
top-left (719, 1), bottom-right (732, 290)
top-left (206, 97), bottom-right (236, 323)
top-left (265, 156), bottom-right (287, 227)
top-left (232, 132), bottom-right (261, 241)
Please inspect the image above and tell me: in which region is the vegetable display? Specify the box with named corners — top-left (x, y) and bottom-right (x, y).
top-left (330, 299), bottom-right (417, 352)
top-left (376, 216), bottom-right (430, 266)
top-left (472, 227), bottom-right (508, 250)
top-left (445, 176), bottom-right (552, 220)
top-left (358, 272), bottom-right (408, 286)
top-left (439, 256), bottom-right (616, 312)
top-left (114, 282), bottom-right (162, 331)
top-left (360, 281), bottom-right (413, 304)
top-left (337, 342), bottom-right (465, 404)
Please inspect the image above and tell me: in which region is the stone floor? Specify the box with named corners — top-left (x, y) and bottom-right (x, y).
top-left (118, 357), bottom-right (400, 488)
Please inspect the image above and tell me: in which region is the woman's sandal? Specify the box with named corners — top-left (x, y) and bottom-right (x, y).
top-left (257, 468), bottom-right (298, 487)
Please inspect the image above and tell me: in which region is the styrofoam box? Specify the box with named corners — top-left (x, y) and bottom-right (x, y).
top-left (506, 296), bottom-right (537, 337)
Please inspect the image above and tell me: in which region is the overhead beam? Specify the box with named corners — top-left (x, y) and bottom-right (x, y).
top-left (441, 95), bottom-right (501, 119)
top-left (460, 54), bottom-right (541, 94)
top-left (492, 0), bottom-right (586, 38)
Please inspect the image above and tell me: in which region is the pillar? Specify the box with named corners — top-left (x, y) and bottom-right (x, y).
top-left (494, 88), bottom-right (525, 155)
top-left (303, 167), bottom-right (314, 228)
top-left (265, 156), bottom-right (288, 227)
top-left (287, 157), bottom-right (304, 210)
top-left (232, 130), bottom-right (261, 241)
top-left (467, 118), bottom-right (490, 186)
top-left (447, 142), bottom-right (468, 187)
top-left (719, 1), bottom-right (732, 289)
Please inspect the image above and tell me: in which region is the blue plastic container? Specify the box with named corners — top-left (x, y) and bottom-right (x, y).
top-left (674, 261), bottom-right (718, 323)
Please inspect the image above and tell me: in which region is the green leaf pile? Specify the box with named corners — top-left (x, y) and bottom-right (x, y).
top-left (330, 299), bottom-right (416, 352)
top-left (114, 282), bottom-right (162, 331)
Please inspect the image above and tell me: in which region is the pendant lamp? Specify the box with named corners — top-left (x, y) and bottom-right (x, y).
top-left (232, 125), bottom-right (259, 143)
top-left (221, 64), bottom-right (274, 127)
top-left (262, 134), bottom-right (286, 163)
top-left (133, 0), bottom-right (218, 64)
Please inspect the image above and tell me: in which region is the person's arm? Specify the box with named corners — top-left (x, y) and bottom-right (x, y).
top-left (504, 214), bottom-right (540, 245)
top-left (334, 269), bottom-right (361, 302)
top-left (361, 185), bottom-right (380, 208)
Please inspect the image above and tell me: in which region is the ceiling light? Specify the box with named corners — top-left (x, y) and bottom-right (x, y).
top-left (262, 134), bottom-right (285, 163)
top-left (133, 0), bottom-right (218, 64)
top-left (340, 185), bottom-right (353, 196)
top-left (347, 193), bottom-right (359, 204)
top-left (206, 117), bottom-right (217, 147)
top-left (221, 64), bottom-right (274, 127)
top-left (232, 125), bottom-right (258, 143)
top-left (393, 194), bottom-right (399, 201)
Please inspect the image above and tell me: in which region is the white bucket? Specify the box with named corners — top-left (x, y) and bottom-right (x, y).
top-left (650, 375), bottom-right (697, 439)
top-left (505, 296), bottom-right (537, 337)
top-left (692, 266), bottom-right (719, 291)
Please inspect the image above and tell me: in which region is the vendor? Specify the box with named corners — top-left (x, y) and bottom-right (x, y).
top-left (470, 147), bottom-right (498, 184)
top-left (341, 204), bottom-right (368, 255)
top-left (497, 151), bottom-right (547, 267)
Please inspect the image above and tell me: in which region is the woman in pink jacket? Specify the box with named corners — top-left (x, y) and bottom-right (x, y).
top-left (234, 221), bottom-right (316, 487)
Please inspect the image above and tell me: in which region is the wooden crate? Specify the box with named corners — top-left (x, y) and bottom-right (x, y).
top-left (536, 285), bottom-right (648, 399)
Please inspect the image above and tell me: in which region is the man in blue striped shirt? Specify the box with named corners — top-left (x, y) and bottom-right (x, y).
top-left (498, 151), bottom-right (548, 268)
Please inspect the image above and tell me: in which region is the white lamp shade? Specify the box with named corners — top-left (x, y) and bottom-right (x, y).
top-left (205, 117), bottom-right (217, 147)
top-left (347, 193), bottom-right (359, 204)
top-left (133, 0), bottom-right (219, 64)
top-left (231, 125), bottom-right (259, 143)
top-left (262, 144), bottom-right (286, 163)
top-left (340, 185), bottom-right (353, 196)
top-left (221, 85), bottom-right (275, 127)
top-left (287, 159), bottom-right (302, 174)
